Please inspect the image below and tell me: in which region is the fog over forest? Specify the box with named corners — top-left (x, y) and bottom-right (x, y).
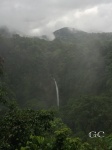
top-left (1, 1), bottom-right (112, 150)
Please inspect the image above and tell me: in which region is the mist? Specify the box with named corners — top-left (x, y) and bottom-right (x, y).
top-left (0, 0), bottom-right (112, 39)
top-left (1, 1), bottom-right (112, 149)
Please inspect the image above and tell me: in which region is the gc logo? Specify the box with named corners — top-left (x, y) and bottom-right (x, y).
top-left (89, 131), bottom-right (105, 138)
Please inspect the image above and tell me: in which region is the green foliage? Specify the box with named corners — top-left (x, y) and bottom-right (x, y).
top-left (0, 109), bottom-right (54, 150)
top-left (106, 134), bottom-right (112, 149)
top-left (53, 127), bottom-right (71, 150)
top-left (60, 95), bottom-right (112, 138)
top-left (1, 29), bottom-right (112, 149)
top-left (20, 134), bottom-right (112, 150)
top-left (20, 128), bottom-right (92, 150)
top-left (20, 135), bottom-right (53, 150)
top-left (0, 31), bottom-right (111, 107)
top-left (0, 56), bottom-right (3, 75)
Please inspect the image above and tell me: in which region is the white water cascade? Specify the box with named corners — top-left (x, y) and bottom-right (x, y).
top-left (53, 78), bottom-right (59, 108)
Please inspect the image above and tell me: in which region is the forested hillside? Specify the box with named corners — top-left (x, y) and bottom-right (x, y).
top-left (1, 27), bottom-right (112, 144)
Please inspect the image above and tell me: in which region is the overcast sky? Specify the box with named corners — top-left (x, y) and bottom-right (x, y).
top-left (0, 0), bottom-right (112, 38)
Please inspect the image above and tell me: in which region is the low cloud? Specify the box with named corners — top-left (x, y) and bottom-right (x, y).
top-left (0, 0), bottom-right (112, 38)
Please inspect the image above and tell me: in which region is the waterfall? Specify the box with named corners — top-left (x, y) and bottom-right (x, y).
top-left (53, 78), bottom-right (59, 108)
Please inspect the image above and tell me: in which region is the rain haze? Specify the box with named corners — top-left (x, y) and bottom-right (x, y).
top-left (0, 0), bottom-right (112, 39)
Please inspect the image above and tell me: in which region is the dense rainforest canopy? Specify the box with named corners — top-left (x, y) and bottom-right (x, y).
top-left (0, 27), bottom-right (112, 149)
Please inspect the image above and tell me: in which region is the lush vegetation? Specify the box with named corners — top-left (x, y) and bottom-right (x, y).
top-left (0, 27), bottom-right (112, 149)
